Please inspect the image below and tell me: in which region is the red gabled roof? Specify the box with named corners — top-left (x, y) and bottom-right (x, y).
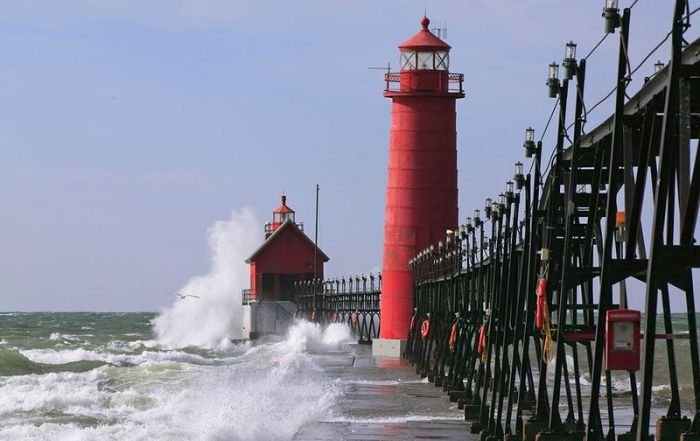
top-left (245, 219), bottom-right (329, 263)
top-left (399, 16), bottom-right (451, 51)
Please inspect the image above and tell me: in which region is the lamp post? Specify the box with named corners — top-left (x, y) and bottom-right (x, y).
top-left (474, 209), bottom-right (485, 312)
top-left (547, 62), bottom-right (560, 98)
top-left (563, 41), bottom-right (577, 80)
top-left (479, 191), bottom-right (505, 428)
top-left (483, 184), bottom-right (515, 438)
top-left (514, 162), bottom-right (525, 190)
top-left (524, 127), bottom-right (536, 158)
top-left (603, 0), bottom-right (620, 33)
top-left (458, 224), bottom-right (467, 272)
top-left (506, 182), bottom-right (515, 207)
top-left (485, 198), bottom-right (493, 219)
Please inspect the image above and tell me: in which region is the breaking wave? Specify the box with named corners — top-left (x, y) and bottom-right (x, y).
top-left (152, 208), bottom-right (259, 350)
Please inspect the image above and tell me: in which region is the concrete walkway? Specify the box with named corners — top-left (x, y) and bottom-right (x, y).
top-left (294, 344), bottom-right (475, 440)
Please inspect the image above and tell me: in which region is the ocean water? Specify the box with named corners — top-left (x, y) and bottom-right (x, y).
top-left (0, 209), bottom-right (695, 439)
top-left (0, 312), bottom-right (695, 440)
top-left (0, 209), bottom-right (357, 440)
top-left (0, 313), bottom-right (355, 440)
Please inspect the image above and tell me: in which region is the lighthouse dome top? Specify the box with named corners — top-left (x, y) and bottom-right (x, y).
top-left (398, 16), bottom-right (451, 51)
top-left (273, 195), bottom-right (294, 214)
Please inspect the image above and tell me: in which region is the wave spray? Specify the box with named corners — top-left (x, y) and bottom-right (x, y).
top-left (153, 208), bottom-right (259, 349)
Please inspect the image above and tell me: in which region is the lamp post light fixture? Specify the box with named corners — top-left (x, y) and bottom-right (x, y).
top-left (654, 60), bottom-right (664, 73)
top-left (514, 162), bottom-right (525, 190)
top-left (484, 198), bottom-right (493, 218)
top-left (603, 0), bottom-right (620, 34)
top-left (563, 41), bottom-right (577, 80)
top-left (524, 127), bottom-right (536, 157)
top-left (498, 193), bottom-right (507, 210)
top-left (547, 62), bottom-right (560, 98)
top-left (491, 200), bottom-right (500, 218)
top-left (473, 209), bottom-right (481, 226)
top-left (505, 181), bottom-right (514, 202)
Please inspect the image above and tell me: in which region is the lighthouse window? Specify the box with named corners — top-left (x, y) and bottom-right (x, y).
top-left (417, 52), bottom-right (434, 70)
top-left (435, 51), bottom-right (449, 70)
top-left (400, 51), bottom-right (416, 70)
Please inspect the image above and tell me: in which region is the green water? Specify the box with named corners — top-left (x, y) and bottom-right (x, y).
top-left (0, 312), bottom-right (350, 440)
top-left (0, 312), bottom-right (697, 439)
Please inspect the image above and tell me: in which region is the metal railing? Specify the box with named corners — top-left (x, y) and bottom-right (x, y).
top-left (264, 222), bottom-right (304, 236)
top-left (294, 274), bottom-right (381, 343)
top-left (384, 71), bottom-right (464, 94)
top-left (241, 289), bottom-right (255, 305)
top-left (401, 5), bottom-right (700, 440)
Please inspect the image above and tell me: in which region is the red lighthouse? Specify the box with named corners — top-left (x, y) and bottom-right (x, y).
top-left (245, 195), bottom-right (329, 302)
top-left (376, 17), bottom-right (465, 350)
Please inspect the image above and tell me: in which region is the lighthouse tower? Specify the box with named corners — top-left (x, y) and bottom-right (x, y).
top-left (374, 17), bottom-right (464, 355)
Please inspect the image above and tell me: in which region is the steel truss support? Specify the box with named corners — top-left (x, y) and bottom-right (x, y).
top-left (404, 2), bottom-right (700, 441)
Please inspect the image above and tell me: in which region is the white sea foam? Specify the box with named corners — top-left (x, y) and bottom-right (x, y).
top-left (153, 208), bottom-right (259, 350)
top-left (0, 321), bottom-right (347, 441)
top-left (20, 347), bottom-right (224, 367)
top-left (49, 332), bottom-right (85, 343)
top-left (0, 370), bottom-right (110, 416)
top-left (283, 321), bottom-right (354, 354)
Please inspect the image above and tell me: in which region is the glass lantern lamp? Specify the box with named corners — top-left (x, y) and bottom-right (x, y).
top-left (603, 0), bottom-right (620, 34)
top-left (547, 62), bottom-right (560, 98)
top-left (514, 161), bottom-right (525, 189)
top-left (498, 193), bottom-right (507, 210)
top-left (563, 41), bottom-right (577, 80)
top-left (524, 127), bottom-right (536, 157)
top-left (505, 181), bottom-right (514, 200)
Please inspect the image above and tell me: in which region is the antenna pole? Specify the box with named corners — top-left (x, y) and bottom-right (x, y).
top-left (313, 184), bottom-right (319, 312)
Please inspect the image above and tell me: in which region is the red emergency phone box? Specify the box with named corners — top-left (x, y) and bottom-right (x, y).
top-left (605, 309), bottom-right (641, 371)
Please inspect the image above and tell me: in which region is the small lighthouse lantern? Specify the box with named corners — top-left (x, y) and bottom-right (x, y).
top-left (266, 195), bottom-right (296, 238)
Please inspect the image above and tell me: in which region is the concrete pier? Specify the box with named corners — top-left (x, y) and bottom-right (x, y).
top-left (293, 343), bottom-right (476, 440)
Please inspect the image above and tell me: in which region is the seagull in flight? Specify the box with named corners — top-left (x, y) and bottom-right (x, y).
top-left (166, 293), bottom-right (201, 300)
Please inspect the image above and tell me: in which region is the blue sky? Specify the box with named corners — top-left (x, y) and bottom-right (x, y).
top-left (0, 1), bottom-right (695, 311)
